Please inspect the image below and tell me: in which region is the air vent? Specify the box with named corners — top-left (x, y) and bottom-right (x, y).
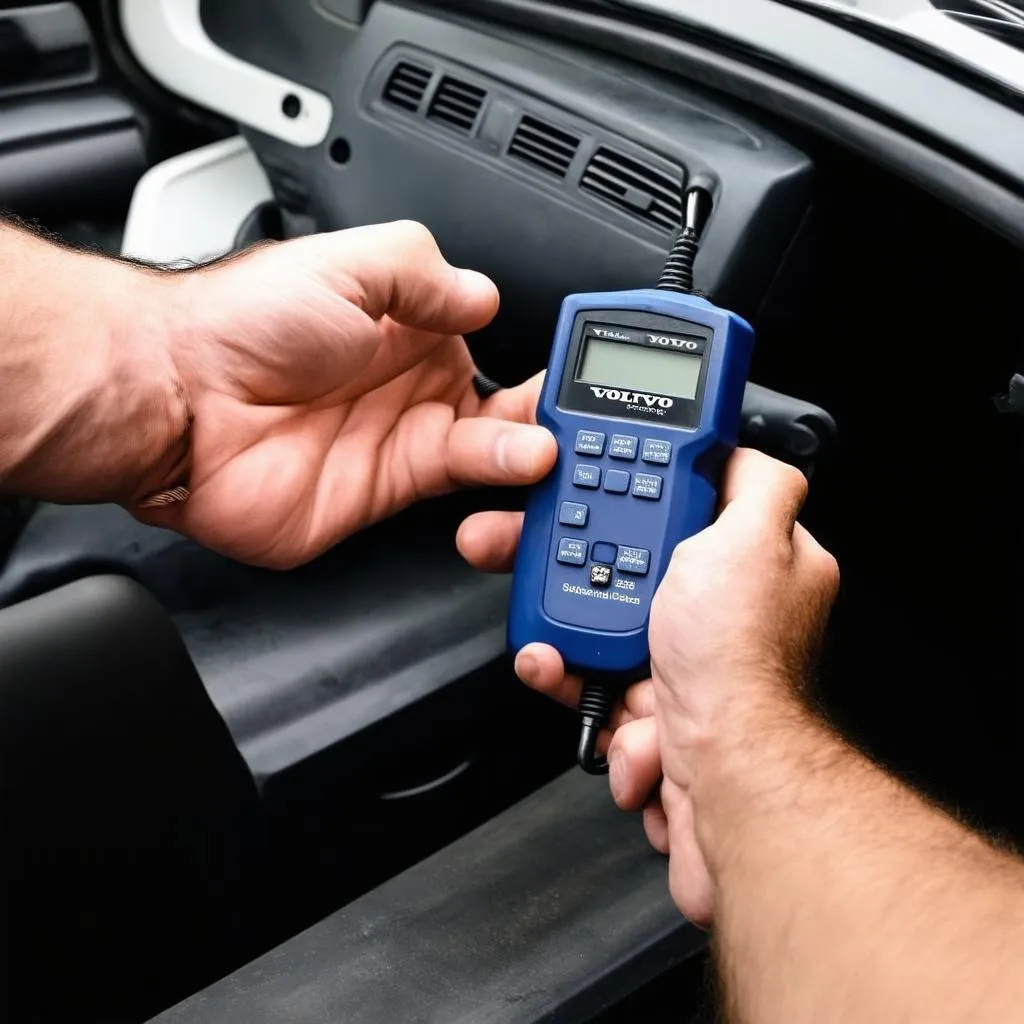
top-left (382, 61), bottom-right (432, 112)
top-left (427, 76), bottom-right (486, 134)
top-left (580, 147), bottom-right (684, 232)
top-left (507, 115), bottom-right (581, 179)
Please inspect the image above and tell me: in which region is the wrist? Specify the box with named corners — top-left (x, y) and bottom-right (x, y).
top-left (0, 229), bottom-right (191, 504)
top-left (689, 690), bottom-right (850, 878)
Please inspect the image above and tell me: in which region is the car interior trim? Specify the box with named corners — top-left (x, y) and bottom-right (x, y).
top-left (425, 0), bottom-right (1024, 248)
top-left (0, 2), bottom-right (97, 100)
top-left (0, 90), bottom-right (146, 219)
top-left (148, 769), bottom-right (707, 1024)
top-left (121, 135), bottom-right (273, 265)
top-left (119, 0), bottom-right (334, 148)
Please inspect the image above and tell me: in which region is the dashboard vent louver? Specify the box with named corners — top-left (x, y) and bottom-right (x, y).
top-left (427, 75), bottom-right (486, 134)
top-left (507, 115), bottom-right (581, 179)
top-left (382, 61), bottom-right (432, 112)
top-left (580, 147), bottom-right (684, 232)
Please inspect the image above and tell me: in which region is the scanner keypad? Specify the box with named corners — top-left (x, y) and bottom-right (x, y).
top-left (561, 433), bottom-right (670, 585)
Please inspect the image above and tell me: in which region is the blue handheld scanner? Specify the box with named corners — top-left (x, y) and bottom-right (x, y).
top-left (508, 288), bottom-right (754, 677)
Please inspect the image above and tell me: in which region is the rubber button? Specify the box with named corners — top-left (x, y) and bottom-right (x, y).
top-left (616, 546), bottom-right (650, 576)
top-left (609, 435), bottom-right (639, 460)
top-left (604, 470), bottom-right (630, 494)
top-left (574, 430), bottom-right (606, 457)
top-left (557, 538), bottom-right (588, 566)
top-left (642, 439), bottom-right (672, 465)
top-left (632, 473), bottom-right (663, 500)
top-left (559, 501), bottom-right (589, 527)
top-left (572, 464), bottom-right (601, 489)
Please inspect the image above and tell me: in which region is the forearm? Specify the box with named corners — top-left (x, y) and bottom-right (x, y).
top-left (695, 699), bottom-right (1024, 1024)
top-left (0, 223), bottom-right (189, 504)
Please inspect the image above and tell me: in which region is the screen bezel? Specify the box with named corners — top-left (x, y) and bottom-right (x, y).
top-left (557, 309), bottom-right (714, 430)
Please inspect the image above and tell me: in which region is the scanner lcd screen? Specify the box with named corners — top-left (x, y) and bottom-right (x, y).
top-left (577, 336), bottom-right (702, 400)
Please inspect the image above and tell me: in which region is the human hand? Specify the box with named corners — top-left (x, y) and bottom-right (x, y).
top-left (648, 448), bottom-right (839, 924)
top-left (458, 449), bottom-right (839, 927)
top-left (146, 221), bottom-right (562, 566)
top-left (0, 220), bottom-right (556, 567)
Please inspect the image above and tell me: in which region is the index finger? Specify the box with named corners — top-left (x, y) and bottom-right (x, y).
top-left (302, 221), bottom-right (500, 336)
top-left (716, 448), bottom-right (809, 537)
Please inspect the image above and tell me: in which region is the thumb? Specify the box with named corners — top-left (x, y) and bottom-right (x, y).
top-left (447, 418), bottom-right (556, 489)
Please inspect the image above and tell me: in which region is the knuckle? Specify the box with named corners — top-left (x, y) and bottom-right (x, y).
top-left (780, 461), bottom-right (809, 504)
top-left (390, 219), bottom-right (438, 252)
top-left (668, 533), bottom-right (702, 571)
top-left (816, 547), bottom-right (841, 594)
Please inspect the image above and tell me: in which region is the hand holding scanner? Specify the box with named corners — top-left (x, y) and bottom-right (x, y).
top-left (507, 190), bottom-right (755, 772)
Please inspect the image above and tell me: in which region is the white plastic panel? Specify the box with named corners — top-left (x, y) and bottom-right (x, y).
top-left (121, 136), bottom-right (273, 265)
top-left (120, 0), bottom-right (333, 148)
top-left (631, 0), bottom-right (1024, 99)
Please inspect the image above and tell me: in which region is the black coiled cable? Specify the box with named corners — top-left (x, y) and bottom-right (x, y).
top-left (472, 372), bottom-right (503, 400)
top-left (577, 680), bottom-right (616, 775)
top-left (657, 226), bottom-right (700, 294)
top-left (656, 187), bottom-right (711, 296)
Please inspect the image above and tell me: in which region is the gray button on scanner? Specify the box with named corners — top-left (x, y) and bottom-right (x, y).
top-left (559, 501), bottom-right (590, 527)
top-left (574, 430), bottom-right (606, 457)
top-left (604, 470), bottom-right (630, 494)
top-left (641, 439), bottom-right (672, 465)
top-left (609, 435), bottom-right (639, 460)
top-left (632, 474), bottom-right (663, 500)
top-left (557, 538), bottom-right (588, 566)
top-left (616, 546), bottom-right (651, 576)
top-left (573, 464), bottom-right (601, 489)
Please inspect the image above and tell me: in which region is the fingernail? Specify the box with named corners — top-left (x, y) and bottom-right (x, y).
top-left (496, 427), bottom-right (548, 479)
top-left (609, 752), bottom-right (626, 804)
top-left (516, 652), bottom-right (538, 683)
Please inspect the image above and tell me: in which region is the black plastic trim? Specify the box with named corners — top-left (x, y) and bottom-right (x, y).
top-left (149, 769), bottom-right (705, 1024)
top-left (0, 88), bottom-right (135, 151)
top-left (200, 0), bottom-right (364, 94)
top-left (0, 90), bottom-right (146, 215)
top-left (0, 2), bottom-right (96, 100)
top-left (427, 0), bottom-right (1024, 247)
top-left (364, 44), bottom-right (692, 242)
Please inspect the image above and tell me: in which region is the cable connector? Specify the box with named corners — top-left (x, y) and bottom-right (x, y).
top-left (657, 188), bottom-right (712, 295)
top-left (577, 680), bottom-right (614, 775)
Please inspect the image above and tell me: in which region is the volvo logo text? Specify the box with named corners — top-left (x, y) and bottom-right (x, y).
top-left (646, 334), bottom-right (699, 351)
top-left (589, 387), bottom-right (674, 409)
